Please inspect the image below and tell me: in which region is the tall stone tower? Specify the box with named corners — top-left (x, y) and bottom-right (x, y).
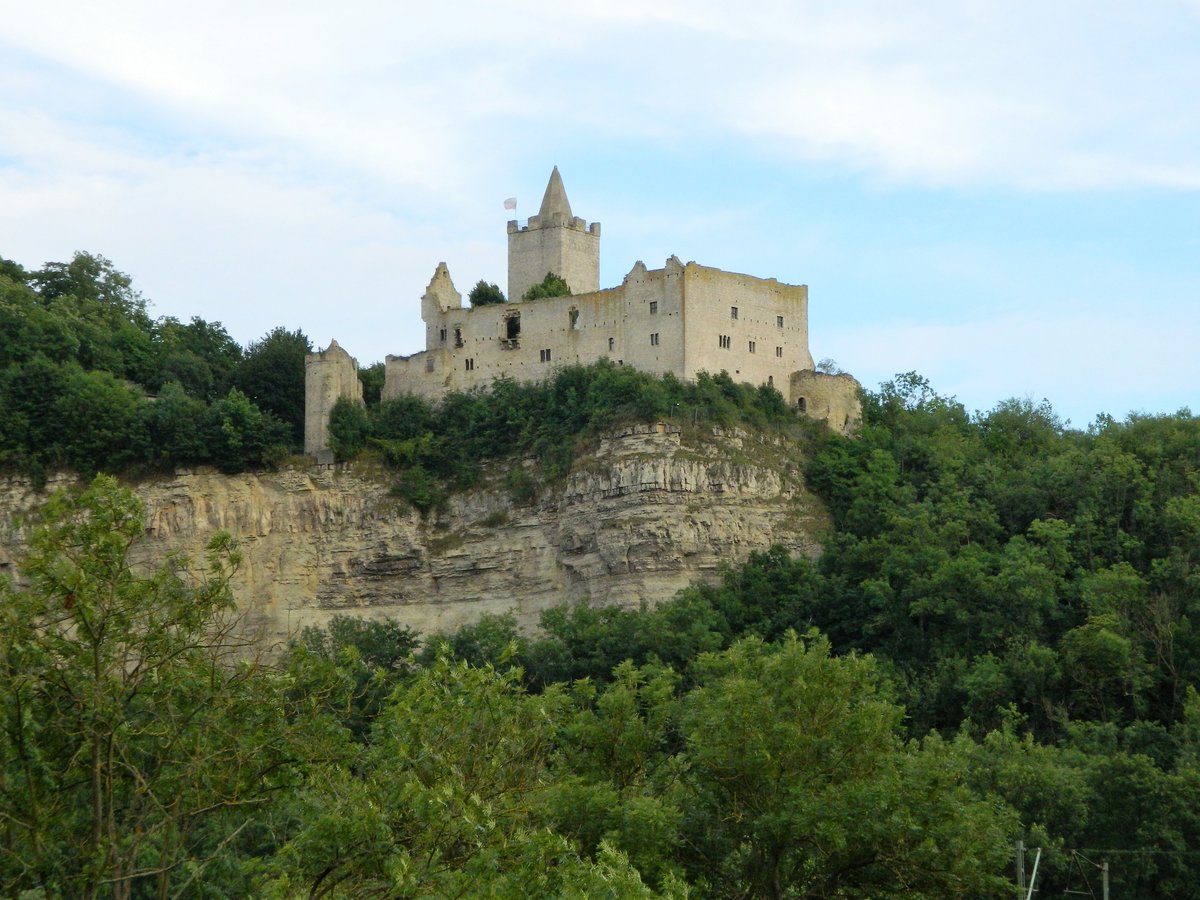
top-left (507, 167), bottom-right (600, 302)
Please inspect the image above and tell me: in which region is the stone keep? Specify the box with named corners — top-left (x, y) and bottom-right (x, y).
top-left (305, 167), bottom-right (860, 454)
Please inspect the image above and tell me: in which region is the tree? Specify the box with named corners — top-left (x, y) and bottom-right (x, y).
top-left (675, 634), bottom-right (1015, 898)
top-left (523, 271), bottom-right (571, 301)
top-left (468, 279), bottom-right (506, 307)
top-left (232, 327), bottom-right (312, 444)
top-left (0, 477), bottom-right (307, 899)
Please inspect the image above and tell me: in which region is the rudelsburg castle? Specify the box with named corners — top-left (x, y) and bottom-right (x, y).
top-left (305, 168), bottom-right (859, 455)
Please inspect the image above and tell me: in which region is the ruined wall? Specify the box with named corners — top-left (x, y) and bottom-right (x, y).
top-left (789, 370), bottom-right (863, 435)
top-left (0, 427), bottom-right (829, 646)
top-left (303, 340), bottom-right (364, 456)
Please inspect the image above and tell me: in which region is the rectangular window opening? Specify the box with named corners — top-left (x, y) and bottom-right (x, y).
top-left (540, 348), bottom-right (552, 362)
top-left (776, 346), bottom-right (783, 358)
top-left (439, 328), bottom-right (447, 343)
top-left (608, 337), bottom-right (615, 351)
top-left (650, 332), bottom-right (660, 346)
top-left (569, 309), bottom-right (579, 330)
top-left (465, 358), bottom-right (475, 371)
top-left (748, 340), bottom-right (756, 353)
top-left (719, 335), bottom-right (731, 349)
top-left (731, 306), bottom-right (738, 319)
top-left (776, 315), bottom-right (784, 328)
top-left (649, 301), bottom-right (658, 315)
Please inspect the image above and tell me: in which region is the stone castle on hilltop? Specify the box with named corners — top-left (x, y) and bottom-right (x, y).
top-left (305, 168), bottom-right (859, 455)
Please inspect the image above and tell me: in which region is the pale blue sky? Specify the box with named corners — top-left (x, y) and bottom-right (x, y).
top-left (2, 1), bottom-right (1197, 427)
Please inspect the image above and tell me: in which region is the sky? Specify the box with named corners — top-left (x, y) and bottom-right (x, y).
top-left (2, 0), bottom-right (1198, 428)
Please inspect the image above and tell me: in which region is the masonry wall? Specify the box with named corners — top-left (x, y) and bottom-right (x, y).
top-left (507, 218), bottom-right (600, 302)
top-left (679, 263), bottom-right (813, 391)
top-left (304, 341), bottom-right (364, 455)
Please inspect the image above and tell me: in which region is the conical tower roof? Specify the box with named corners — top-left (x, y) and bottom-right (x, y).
top-left (537, 166), bottom-right (573, 220)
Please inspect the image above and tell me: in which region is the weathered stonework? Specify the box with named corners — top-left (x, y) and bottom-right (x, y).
top-left (0, 427), bottom-right (829, 644)
top-left (790, 370), bottom-right (863, 436)
top-left (303, 340), bottom-right (364, 456)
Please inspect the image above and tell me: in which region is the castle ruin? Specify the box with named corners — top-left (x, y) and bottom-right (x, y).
top-left (305, 168), bottom-right (859, 455)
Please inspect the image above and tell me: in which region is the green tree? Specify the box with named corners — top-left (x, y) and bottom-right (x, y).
top-left (327, 396), bottom-right (369, 461)
top-left (676, 634), bottom-right (1015, 898)
top-left (0, 477), bottom-right (309, 899)
top-left (523, 271), bottom-right (572, 300)
top-left (232, 327), bottom-right (312, 444)
top-left (468, 279), bottom-right (506, 307)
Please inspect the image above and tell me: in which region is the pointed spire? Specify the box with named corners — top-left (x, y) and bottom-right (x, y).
top-left (537, 166), bottom-right (573, 220)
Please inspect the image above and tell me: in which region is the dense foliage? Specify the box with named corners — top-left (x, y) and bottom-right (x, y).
top-left (0, 252), bottom-right (310, 481)
top-left (522, 270), bottom-right (572, 300)
top-left (329, 359), bottom-right (794, 513)
top-left (427, 373), bottom-right (1200, 897)
top-left (468, 279), bottom-right (506, 306)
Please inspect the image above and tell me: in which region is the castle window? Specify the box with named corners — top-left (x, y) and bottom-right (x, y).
top-left (569, 308), bottom-right (579, 330)
top-left (540, 348), bottom-right (552, 362)
top-left (730, 306), bottom-right (738, 319)
top-left (768, 375), bottom-right (774, 387)
top-left (425, 357), bottom-right (435, 373)
top-left (797, 397), bottom-right (807, 413)
top-left (777, 316), bottom-right (784, 328)
top-left (454, 327), bottom-right (463, 348)
top-left (465, 358), bottom-right (475, 371)
top-left (748, 341), bottom-right (756, 353)
top-left (439, 328), bottom-right (447, 343)
top-left (608, 337), bottom-right (615, 351)
top-left (649, 301), bottom-right (658, 315)
top-left (776, 346), bottom-right (783, 358)
top-left (719, 335), bottom-right (731, 349)
top-left (506, 313), bottom-right (521, 341)
top-left (650, 332), bottom-right (660, 346)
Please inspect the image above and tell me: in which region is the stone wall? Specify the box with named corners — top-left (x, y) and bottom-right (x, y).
top-left (789, 370), bottom-right (863, 435)
top-left (303, 340), bottom-right (364, 456)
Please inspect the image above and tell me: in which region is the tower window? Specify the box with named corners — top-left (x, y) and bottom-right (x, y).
top-left (748, 341), bottom-right (756, 353)
top-left (454, 327), bottom-right (463, 348)
top-left (465, 358), bottom-right (475, 371)
top-left (650, 332), bottom-right (660, 346)
top-left (649, 301), bottom-right (658, 315)
top-left (540, 348), bottom-right (552, 362)
top-left (776, 346), bottom-right (783, 357)
top-left (439, 328), bottom-right (447, 343)
top-left (719, 335), bottom-right (731, 349)
top-left (777, 316), bottom-right (784, 328)
top-left (608, 337), bottom-right (615, 351)
top-left (797, 397), bottom-right (807, 413)
top-left (569, 308), bottom-right (579, 330)
top-left (730, 306), bottom-right (738, 319)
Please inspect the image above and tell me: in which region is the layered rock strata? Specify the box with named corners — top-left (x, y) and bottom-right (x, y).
top-left (0, 425), bottom-right (827, 645)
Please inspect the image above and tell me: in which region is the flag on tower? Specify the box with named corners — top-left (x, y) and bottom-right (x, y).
top-left (503, 197), bottom-right (517, 210)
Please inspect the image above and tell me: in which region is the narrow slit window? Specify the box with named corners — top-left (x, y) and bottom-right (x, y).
top-left (608, 337), bottom-right (615, 351)
top-left (650, 332), bottom-right (660, 346)
top-left (465, 358), bottom-right (475, 371)
top-left (748, 340), bottom-right (756, 353)
top-left (776, 346), bottom-right (783, 357)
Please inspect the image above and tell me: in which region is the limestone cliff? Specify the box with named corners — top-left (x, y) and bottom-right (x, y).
top-left (0, 425), bottom-right (828, 645)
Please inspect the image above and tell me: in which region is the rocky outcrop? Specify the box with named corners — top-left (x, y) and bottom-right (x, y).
top-left (0, 425), bottom-right (828, 645)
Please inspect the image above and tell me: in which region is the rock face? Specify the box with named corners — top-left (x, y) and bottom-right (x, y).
top-left (0, 425), bottom-right (828, 644)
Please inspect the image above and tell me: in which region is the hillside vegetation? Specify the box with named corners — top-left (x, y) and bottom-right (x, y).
top-left (3, 252), bottom-right (1199, 897)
